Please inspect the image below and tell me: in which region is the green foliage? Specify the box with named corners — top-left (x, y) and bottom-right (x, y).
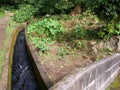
top-left (58, 47), bottom-right (70, 58)
top-left (13, 5), bottom-right (37, 23)
top-left (85, 0), bottom-right (120, 39)
top-left (20, 0), bottom-right (81, 15)
top-left (27, 18), bottom-right (64, 54)
top-left (27, 18), bottom-right (64, 40)
top-left (97, 23), bottom-right (120, 39)
top-left (55, 0), bottom-right (74, 13)
top-left (107, 74), bottom-right (120, 90)
top-left (85, 0), bottom-right (120, 22)
top-left (0, 11), bottom-right (5, 17)
top-left (31, 37), bottom-right (53, 55)
top-left (73, 26), bottom-right (86, 39)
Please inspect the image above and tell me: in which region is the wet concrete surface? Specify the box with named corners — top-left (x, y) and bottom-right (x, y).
top-left (12, 30), bottom-right (40, 90)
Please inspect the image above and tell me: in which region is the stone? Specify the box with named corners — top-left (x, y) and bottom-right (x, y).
top-left (117, 36), bottom-right (120, 51)
top-left (104, 37), bottom-right (118, 50)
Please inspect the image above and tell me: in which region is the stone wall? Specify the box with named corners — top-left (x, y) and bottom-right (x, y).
top-left (49, 53), bottom-right (120, 90)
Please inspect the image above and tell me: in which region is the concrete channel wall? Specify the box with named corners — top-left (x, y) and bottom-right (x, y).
top-left (0, 26), bottom-right (24, 90)
top-left (49, 53), bottom-right (120, 90)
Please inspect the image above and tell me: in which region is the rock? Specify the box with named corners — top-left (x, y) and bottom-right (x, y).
top-left (117, 36), bottom-right (120, 51)
top-left (104, 37), bottom-right (118, 50)
top-left (89, 41), bottom-right (97, 54)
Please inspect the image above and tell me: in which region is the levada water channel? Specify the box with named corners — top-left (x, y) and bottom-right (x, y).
top-left (11, 30), bottom-right (40, 90)
top-left (11, 30), bottom-right (120, 90)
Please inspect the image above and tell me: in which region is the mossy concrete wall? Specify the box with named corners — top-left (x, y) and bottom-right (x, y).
top-left (25, 30), bottom-right (52, 89)
top-left (49, 53), bottom-right (120, 90)
top-left (0, 27), bottom-right (24, 90)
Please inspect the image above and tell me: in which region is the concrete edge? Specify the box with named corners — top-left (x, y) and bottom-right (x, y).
top-left (0, 26), bottom-right (24, 90)
top-left (49, 53), bottom-right (120, 90)
top-left (25, 29), bottom-right (52, 89)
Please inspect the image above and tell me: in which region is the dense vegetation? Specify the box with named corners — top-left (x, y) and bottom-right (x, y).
top-left (1, 0), bottom-right (120, 55)
top-left (85, 0), bottom-right (120, 39)
top-left (1, 0), bottom-right (119, 81)
top-left (27, 18), bottom-right (64, 54)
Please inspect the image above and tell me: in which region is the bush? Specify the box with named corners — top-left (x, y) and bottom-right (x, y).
top-left (85, 0), bottom-right (120, 38)
top-left (85, 0), bottom-right (120, 22)
top-left (27, 18), bottom-right (65, 53)
top-left (97, 23), bottom-right (120, 39)
top-left (25, 0), bottom-right (82, 15)
top-left (13, 5), bottom-right (37, 23)
top-left (55, 0), bottom-right (74, 13)
top-left (27, 18), bottom-right (64, 40)
top-left (73, 26), bottom-right (86, 39)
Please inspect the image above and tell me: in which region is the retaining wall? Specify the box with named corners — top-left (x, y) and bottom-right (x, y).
top-left (49, 53), bottom-right (120, 90)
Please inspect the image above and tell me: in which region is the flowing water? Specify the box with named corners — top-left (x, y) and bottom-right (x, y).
top-left (12, 30), bottom-right (40, 90)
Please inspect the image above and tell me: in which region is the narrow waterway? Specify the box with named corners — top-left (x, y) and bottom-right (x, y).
top-left (12, 30), bottom-right (40, 90)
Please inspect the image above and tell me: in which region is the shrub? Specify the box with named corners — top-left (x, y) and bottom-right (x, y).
top-left (85, 0), bottom-right (120, 38)
top-left (27, 18), bottom-right (65, 53)
top-left (13, 5), bottom-right (37, 23)
top-left (27, 18), bottom-right (64, 40)
top-left (25, 0), bottom-right (82, 15)
top-left (97, 23), bottom-right (120, 39)
top-left (85, 0), bottom-right (120, 22)
top-left (55, 0), bottom-right (74, 13)
top-left (73, 26), bottom-right (86, 39)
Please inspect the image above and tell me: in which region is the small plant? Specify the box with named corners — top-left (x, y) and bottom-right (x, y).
top-left (31, 37), bottom-right (53, 55)
top-left (27, 18), bottom-right (64, 40)
top-left (72, 40), bottom-right (84, 49)
top-left (58, 48), bottom-right (70, 58)
top-left (73, 26), bottom-right (86, 39)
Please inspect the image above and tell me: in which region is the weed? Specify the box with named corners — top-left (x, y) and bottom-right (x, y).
top-left (27, 18), bottom-right (65, 55)
top-left (58, 47), bottom-right (70, 58)
top-left (73, 26), bottom-right (86, 39)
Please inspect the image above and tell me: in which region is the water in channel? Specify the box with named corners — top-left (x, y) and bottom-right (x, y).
top-left (12, 30), bottom-right (40, 90)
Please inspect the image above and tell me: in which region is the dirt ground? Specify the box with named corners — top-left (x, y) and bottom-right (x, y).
top-left (0, 17), bottom-right (9, 50)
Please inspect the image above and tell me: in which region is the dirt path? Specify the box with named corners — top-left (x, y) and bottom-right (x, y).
top-left (0, 17), bottom-right (9, 50)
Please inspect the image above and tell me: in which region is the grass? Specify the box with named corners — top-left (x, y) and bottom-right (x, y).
top-left (0, 17), bottom-right (18, 79)
top-left (0, 11), bottom-right (5, 17)
top-left (106, 73), bottom-right (120, 90)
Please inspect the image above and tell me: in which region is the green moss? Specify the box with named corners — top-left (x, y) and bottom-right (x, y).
top-left (106, 74), bottom-right (120, 90)
top-left (0, 11), bottom-right (5, 17)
